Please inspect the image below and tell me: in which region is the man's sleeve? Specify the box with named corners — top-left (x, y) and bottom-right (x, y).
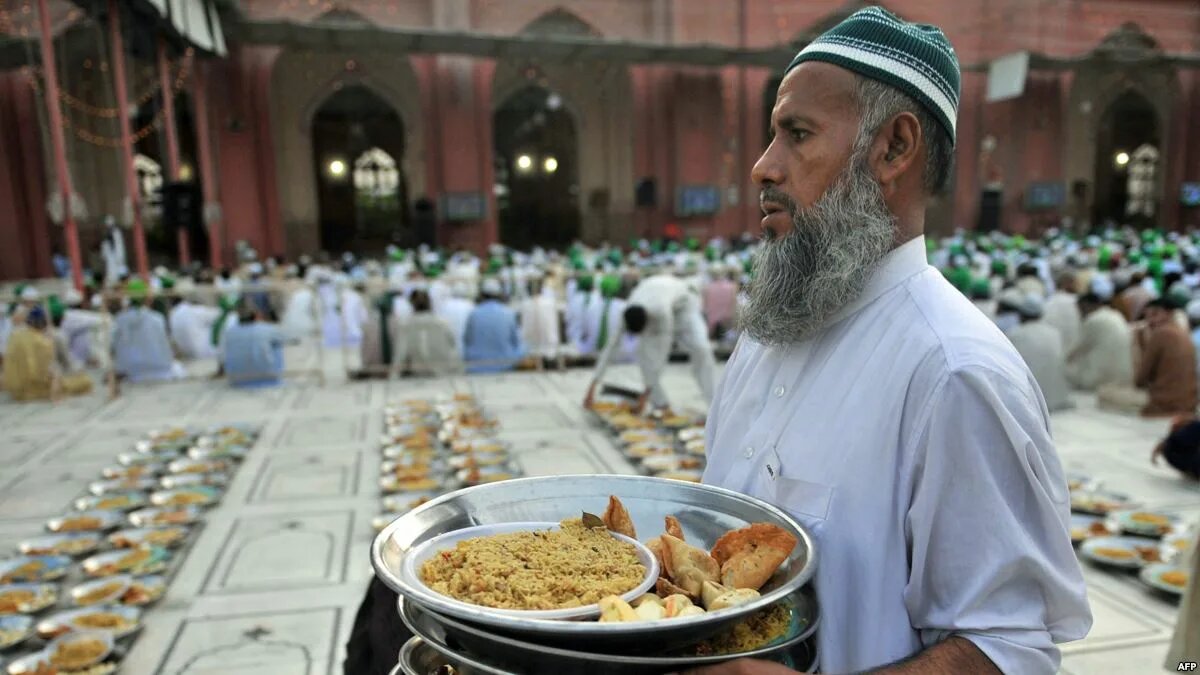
top-left (903, 366), bottom-right (1092, 675)
top-left (637, 311), bottom-right (673, 396)
top-left (1134, 331), bottom-right (1160, 388)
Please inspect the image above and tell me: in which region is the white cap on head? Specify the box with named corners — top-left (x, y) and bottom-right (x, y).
top-left (20, 286), bottom-right (40, 301)
top-left (1187, 299), bottom-right (1200, 323)
top-left (1018, 293), bottom-right (1045, 319)
top-left (63, 288), bottom-right (83, 306)
top-left (1090, 275), bottom-right (1115, 301)
top-left (480, 278), bottom-right (503, 296)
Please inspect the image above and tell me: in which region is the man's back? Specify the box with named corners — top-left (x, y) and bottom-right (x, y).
top-left (1070, 307), bottom-right (1133, 389)
top-left (437, 297), bottom-right (474, 353)
top-left (113, 307), bottom-right (175, 382)
top-left (464, 301), bottom-right (524, 372)
top-left (1138, 323), bottom-right (1198, 416)
top-left (1009, 321), bottom-right (1071, 411)
top-left (222, 322), bottom-right (283, 387)
top-left (1043, 292), bottom-right (1080, 351)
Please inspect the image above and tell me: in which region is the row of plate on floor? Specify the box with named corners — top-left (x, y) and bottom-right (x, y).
top-left (588, 400), bottom-right (707, 482)
top-left (372, 395), bottom-right (524, 533)
top-left (1067, 473), bottom-right (1195, 598)
top-left (0, 424), bottom-right (259, 675)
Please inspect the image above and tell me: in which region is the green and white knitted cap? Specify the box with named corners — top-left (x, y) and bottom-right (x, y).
top-left (786, 6), bottom-right (960, 144)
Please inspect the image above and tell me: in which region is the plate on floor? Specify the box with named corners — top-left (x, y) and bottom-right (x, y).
top-left (447, 454), bottom-right (510, 470)
top-left (159, 472), bottom-right (229, 489)
top-left (17, 532), bottom-right (102, 558)
top-left (1112, 510), bottom-right (1179, 538)
top-left (81, 546), bottom-right (170, 577)
top-left (37, 606), bottom-right (142, 640)
top-left (1139, 563), bottom-right (1190, 596)
top-left (0, 584), bottom-right (58, 615)
top-left (46, 510), bottom-right (124, 534)
top-left (149, 486), bottom-right (222, 508)
top-left (88, 478), bottom-right (157, 496)
top-left (187, 444), bottom-right (248, 461)
top-left (0, 614), bottom-right (33, 650)
top-left (1070, 490), bottom-right (1135, 516)
top-left (100, 464), bottom-right (163, 480)
top-left (455, 467), bottom-right (518, 486)
top-left (1069, 514), bottom-right (1109, 544)
top-left (108, 526), bottom-right (189, 549)
top-left (1080, 536), bottom-right (1162, 568)
top-left (127, 506), bottom-right (202, 528)
top-left (118, 451), bottom-right (172, 466)
top-left (641, 454), bottom-right (706, 473)
top-left (68, 576), bottom-right (132, 607)
top-left (74, 491), bottom-right (149, 513)
top-left (0, 556), bottom-right (71, 584)
top-left (167, 458), bottom-right (232, 475)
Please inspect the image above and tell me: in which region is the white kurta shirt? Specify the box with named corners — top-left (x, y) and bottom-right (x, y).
top-left (703, 236), bottom-right (1091, 674)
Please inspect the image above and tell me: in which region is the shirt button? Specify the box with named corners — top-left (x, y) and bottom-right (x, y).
top-left (774, 386), bottom-right (786, 398)
top-left (743, 446), bottom-right (755, 459)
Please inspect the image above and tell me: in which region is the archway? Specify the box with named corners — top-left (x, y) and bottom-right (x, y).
top-left (493, 86), bottom-right (580, 249)
top-left (310, 85), bottom-right (409, 254)
top-left (1093, 90), bottom-right (1158, 227)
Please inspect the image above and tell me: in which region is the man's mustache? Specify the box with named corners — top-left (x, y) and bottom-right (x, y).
top-left (759, 187), bottom-right (797, 216)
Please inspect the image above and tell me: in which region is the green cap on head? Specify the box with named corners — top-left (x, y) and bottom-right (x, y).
top-left (785, 6), bottom-right (960, 144)
top-left (947, 266), bottom-right (972, 292)
top-left (47, 295), bottom-right (65, 321)
top-left (685, 237), bottom-right (699, 252)
top-left (576, 275), bottom-right (594, 292)
top-left (126, 278), bottom-right (148, 300)
top-left (599, 275), bottom-right (621, 298)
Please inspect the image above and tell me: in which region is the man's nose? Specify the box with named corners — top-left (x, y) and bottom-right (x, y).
top-left (751, 140), bottom-right (784, 188)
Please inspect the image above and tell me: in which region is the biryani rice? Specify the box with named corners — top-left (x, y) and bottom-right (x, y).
top-left (420, 519), bottom-right (646, 610)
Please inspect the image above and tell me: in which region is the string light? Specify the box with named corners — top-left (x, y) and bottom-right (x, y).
top-left (26, 55), bottom-right (190, 120)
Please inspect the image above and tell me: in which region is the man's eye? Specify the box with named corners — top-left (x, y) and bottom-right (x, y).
top-left (789, 129), bottom-right (809, 142)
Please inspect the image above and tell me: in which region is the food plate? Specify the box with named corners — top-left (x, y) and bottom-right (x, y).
top-left (46, 511), bottom-right (123, 533)
top-left (42, 630), bottom-right (115, 670)
top-left (373, 475), bottom-right (817, 650)
top-left (382, 445), bottom-right (440, 461)
top-left (0, 556), bottom-right (71, 584)
top-left (17, 533), bottom-right (101, 558)
top-left (1065, 472), bottom-right (1090, 492)
top-left (1112, 510), bottom-right (1179, 538)
top-left (448, 439), bottom-right (509, 455)
top-left (149, 486), bottom-right (222, 508)
top-left (73, 491), bottom-right (149, 513)
top-left (401, 522), bottom-right (659, 622)
top-left (380, 460), bottom-right (449, 477)
top-left (159, 472), bottom-right (230, 490)
top-left (455, 468), bottom-right (518, 486)
top-left (89, 478), bottom-right (157, 496)
top-left (677, 427), bottom-right (705, 443)
top-left (0, 584), bottom-right (58, 614)
top-left (398, 636), bottom-right (506, 675)
top-left (1139, 563), bottom-right (1190, 597)
top-left (69, 576), bottom-right (132, 607)
top-left (1069, 514), bottom-right (1108, 544)
top-left (108, 526), bottom-right (189, 549)
top-left (1071, 490), bottom-right (1135, 516)
top-left (447, 454), bottom-right (510, 470)
top-left (82, 546), bottom-right (170, 577)
top-left (187, 444), bottom-right (248, 461)
top-left (101, 464), bottom-right (162, 480)
top-left (1080, 536), bottom-right (1161, 569)
top-left (37, 605), bottom-right (142, 640)
top-left (167, 458), bottom-right (231, 475)
top-left (117, 451), bottom-right (171, 467)
top-left (128, 506), bottom-right (202, 528)
top-left (5, 651), bottom-right (118, 675)
top-left (641, 455), bottom-right (706, 473)
top-left (399, 586), bottom-right (818, 672)
top-left (0, 614), bottom-right (33, 650)
top-left (624, 443), bottom-right (676, 459)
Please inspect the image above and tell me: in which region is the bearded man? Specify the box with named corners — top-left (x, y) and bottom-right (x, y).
top-left (693, 8), bottom-right (1090, 675)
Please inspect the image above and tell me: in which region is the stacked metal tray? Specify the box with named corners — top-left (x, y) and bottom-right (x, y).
top-left (372, 474), bottom-right (820, 674)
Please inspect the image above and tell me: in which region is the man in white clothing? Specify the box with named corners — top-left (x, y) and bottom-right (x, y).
top-left (564, 274), bottom-right (594, 355)
top-left (1066, 293), bottom-right (1134, 391)
top-left (691, 9), bottom-right (1089, 675)
top-left (168, 293), bottom-right (221, 360)
top-left (1001, 291), bottom-right (1073, 412)
top-left (1043, 271), bottom-right (1081, 351)
top-left (435, 281), bottom-right (475, 355)
top-left (583, 273), bottom-right (715, 412)
top-left (518, 277), bottom-right (561, 361)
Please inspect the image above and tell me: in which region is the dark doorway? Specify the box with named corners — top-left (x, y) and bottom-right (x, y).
top-left (493, 86), bottom-right (579, 249)
top-left (311, 85), bottom-right (409, 254)
top-left (134, 91), bottom-right (208, 266)
top-left (1093, 90), bottom-right (1158, 227)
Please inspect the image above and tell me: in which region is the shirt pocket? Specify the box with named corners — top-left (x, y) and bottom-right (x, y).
top-left (763, 448), bottom-right (834, 532)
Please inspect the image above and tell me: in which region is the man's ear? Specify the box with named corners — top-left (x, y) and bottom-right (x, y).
top-left (869, 111), bottom-right (922, 193)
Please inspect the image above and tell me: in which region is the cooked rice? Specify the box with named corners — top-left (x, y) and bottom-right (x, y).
top-left (420, 519), bottom-right (645, 610)
top-left (689, 602), bottom-right (792, 656)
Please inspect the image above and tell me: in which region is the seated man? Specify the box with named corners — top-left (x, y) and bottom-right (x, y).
top-left (393, 290), bottom-right (462, 376)
top-left (3, 306), bottom-right (92, 401)
top-left (462, 279), bottom-right (526, 373)
top-left (1000, 291), bottom-right (1072, 412)
top-left (222, 302), bottom-right (284, 388)
top-left (112, 279), bottom-right (184, 385)
top-left (1153, 416), bottom-right (1200, 481)
top-left (1066, 293), bottom-right (1133, 391)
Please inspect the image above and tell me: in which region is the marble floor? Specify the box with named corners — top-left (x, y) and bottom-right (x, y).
top-left (0, 342), bottom-right (1195, 675)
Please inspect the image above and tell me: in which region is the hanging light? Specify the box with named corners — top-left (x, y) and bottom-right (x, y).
top-left (516, 154), bottom-right (534, 173)
top-left (328, 158), bottom-right (347, 179)
top-left (178, 163), bottom-right (194, 182)
top-left (543, 156), bottom-right (558, 174)
top-left (1114, 151), bottom-right (1130, 168)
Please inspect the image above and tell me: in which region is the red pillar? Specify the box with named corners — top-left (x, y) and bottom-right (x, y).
top-left (191, 61), bottom-right (222, 269)
top-left (35, 0), bottom-right (83, 290)
top-left (107, 0), bottom-right (148, 278)
top-left (157, 35), bottom-right (189, 266)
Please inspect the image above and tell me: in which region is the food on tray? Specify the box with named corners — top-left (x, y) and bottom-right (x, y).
top-left (688, 602), bottom-right (793, 656)
top-left (659, 535), bottom-right (720, 597)
top-left (76, 582), bottom-right (124, 606)
top-left (627, 443), bottom-right (674, 458)
top-left (390, 466), bottom-right (433, 481)
top-left (619, 430), bottom-right (663, 444)
top-left (56, 516), bottom-right (103, 532)
top-left (25, 537), bottom-right (98, 557)
top-left (609, 414), bottom-right (655, 430)
top-left (461, 469), bottom-right (513, 485)
top-left (1092, 547), bottom-right (1136, 560)
top-left (1, 561), bottom-right (45, 584)
top-left (160, 492), bottom-right (209, 507)
top-left (71, 611), bottom-right (133, 631)
top-left (110, 527), bottom-right (185, 548)
top-left (1136, 545), bottom-right (1161, 563)
top-left (711, 523), bottom-right (798, 590)
top-left (390, 478), bottom-right (440, 492)
top-left (420, 519), bottom-right (646, 610)
top-left (589, 400), bottom-right (630, 414)
top-left (49, 635), bottom-right (108, 669)
top-left (1162, 570), bottom-right (1189, 588)
top-left (0, 623), bottom-right (28, 648)
top-left (451, 441), bottom-right (505, 454)
top-left (120, 580), bottom-right (163, 605)
top-left (602, 496), bottom-right (637, 539)
top-left (1071, 493), bottom-right (1128, 514)
top-left (148, 509), bottom-right (192, 525)
top-left (1127, 512), bottom-right (1173, 533)
top-left (96, 495), bottom-right (136, 510)
top-left (0, 586), bottom-right (56, 614)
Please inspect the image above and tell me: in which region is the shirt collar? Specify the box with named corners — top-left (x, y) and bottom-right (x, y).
top-left (826, 235), bottom-right (931, 327)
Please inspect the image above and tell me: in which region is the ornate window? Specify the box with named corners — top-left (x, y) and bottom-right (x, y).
top-left (353, 147), bottom-right (399, 198)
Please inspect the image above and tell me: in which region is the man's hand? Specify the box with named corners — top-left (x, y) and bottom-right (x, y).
top-left (633, 388), bottom-right (652, 415)
top-left (1152, 441), bottom-right (1164, 467)
top-left (683, 658), bottom-right (803, 675)
top-left (583, 382), bottom-right (597, 409)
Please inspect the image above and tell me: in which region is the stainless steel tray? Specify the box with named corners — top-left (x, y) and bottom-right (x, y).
top-left (372, 474), bottom-right (816, 649)
top-left (399, 587), bottom-right (818, 673)
top-left (398, 636), bottom-right (505, 675)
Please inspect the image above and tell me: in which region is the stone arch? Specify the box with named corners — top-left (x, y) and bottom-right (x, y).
top-left (491, 9), bottom-right (635, 245)
top-left (270, 34), bottom-right (424, 256)
top-left (1064, 23), bottom-right (1177, 228)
